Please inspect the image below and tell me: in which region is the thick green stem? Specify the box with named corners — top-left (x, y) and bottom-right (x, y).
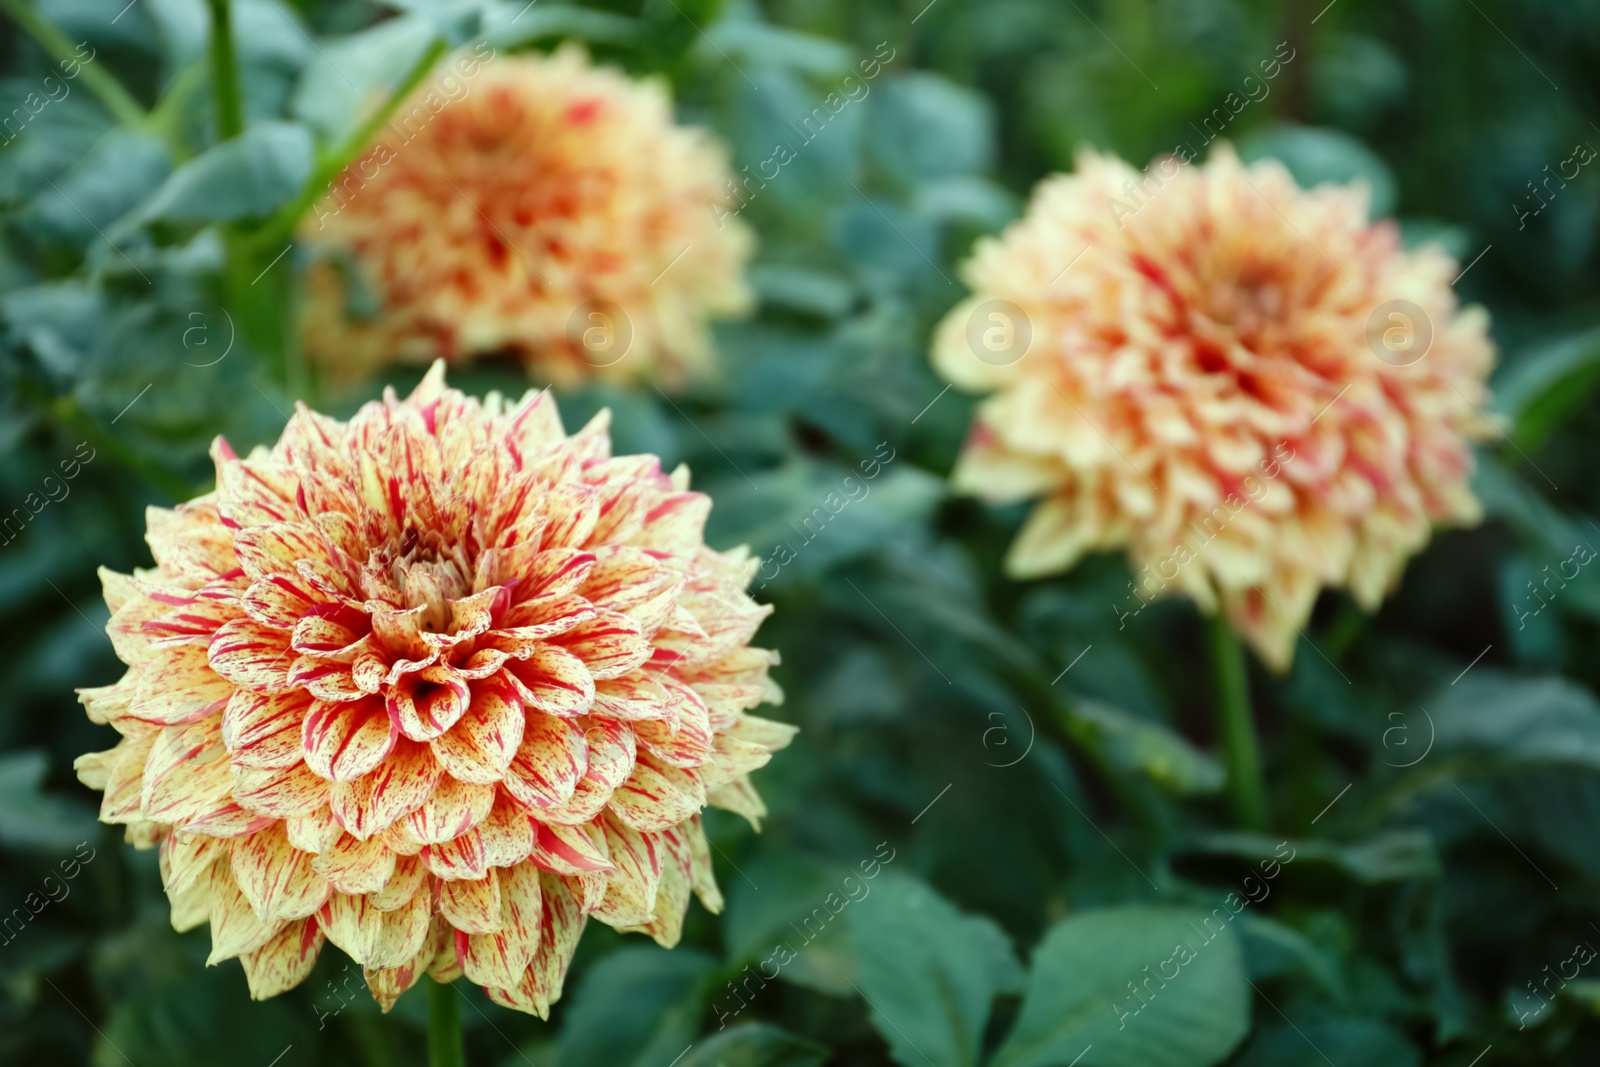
top-left (205, 0), bottom-right (244, 139)
top-left (0, 0), bottom-right (145, 127)
top-left (1207, 615), bottom-right (1268, 831)
top-left (427, 978), bottom-right (466, 1067)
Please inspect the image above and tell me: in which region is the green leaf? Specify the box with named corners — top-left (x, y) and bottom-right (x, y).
top-left (1237, 914), bottom-right (1343, 999)
top-left (1497, 325), bottom-right (1600, 450)
top-left (1067, 699), bottom-right (1225, 796)
top-left (559, 946), bottom-right (717, 1067)
top-left (1429, 669), bottom-right (1600, 772)
top-left (707, 21), bottom-right (854, 75)
top-left (1233, 1020), bottom-right (1418, 1067)
top-left (137, 121), bottom-right (312, 224)
top-left (17, 129), bottom-right (169, 250)
top-left (0, 750), bottom-right (98, 850)
top-left (990, 905), bottom-right (1250, 1067)
top-left (483, 4), bottom-right (642, 49)
top-left (679, 1023), bottom-right (830, 1067)
top-left (867, 73), bottom-right (995, 182)
top-left (1181, 832), bottom-right (1439, 885)
top-left (846, 873), bottom-right (1023, 1067)
top-left (290, 15), bottom-right (440, 140)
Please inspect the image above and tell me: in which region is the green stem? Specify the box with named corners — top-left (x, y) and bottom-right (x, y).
top-left (0, 0), bottom-right (145, 127)
top-left (205, 0), bottom-right (244, 139)
top-left (254, 37), bottom-right (448, 249)
top-left (428, 978), bottom-right (465, 1067)
top-left (1207, 614), bottom-right (1268, 831)
top-left (147, 59), bottom-right (208, 161)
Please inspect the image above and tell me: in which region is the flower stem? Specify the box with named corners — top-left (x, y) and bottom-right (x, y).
top-left (205, 0), bottom-right (244, 139)
top-left (1206, 614), bottom-right (1267, 831)
top-left (0, 0), bottom-right (146, 127)
top-left (427, 978), bottom-right (466, 1067)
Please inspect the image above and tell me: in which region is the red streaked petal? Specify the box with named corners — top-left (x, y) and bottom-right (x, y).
top-left (231, 821), bottom-right (330, 921)
top-left (504, 715), bottom-right (587, 809)
top-left (429, 683), bottom-right (523, 785)
top-left (302, 697), bottom-right (398, 781)
top-left (223, 689), bottom-right (311, 769)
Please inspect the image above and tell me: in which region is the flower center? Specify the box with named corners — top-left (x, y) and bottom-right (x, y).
top-left (374, 525), bottom-right (474, 632)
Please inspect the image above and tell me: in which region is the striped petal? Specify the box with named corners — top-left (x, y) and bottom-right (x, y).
top-left (242, 918), bottom-right (325, 1000)
top-left (312, 832), bottom-right (398, 895)
top-left (364, 916), bottom-right (449, 1011)
top-left (530, 821), bottom-right (613, 876)
top-left (485, 871), bottom-right (585, 1019)
top-left (318, 887), bottom-right (432, 969)
top-left (405, 775), bottom-right (495, 844)
top-left (553, 610), bottom-right (652, 680)
top-left (131, 641), bottom-right (232, 725)
top-left (460, 861), bottom-right (541, 988)
top-left (233, 761), bottom-right (331, 818)
top-left (429, 683), bottom-right (523, 785)
top-left (371, 853), bottom-right (428, 910)
top-left (609, 755), bottom-right (706, 834)
top-left (478, 795), bottom-right (536, 869)
top-left (503, 645), bottom-right (594, 717)
top-left (232, 521), bottom-right (329, 580)
top-left (504, 715), bottom-right (588, 809)
top-left (208, 617), bottom-right (294, 694)
top-left (392, 665), bottom-right (471, 741)
top-left (625, 821), bottom-right (693, 948)
top-left (231, 822), bottom-right (330, 921)
top-left (421, 828), bottom-right (488, 881)
top-left (438, 868), bottom-right (502, 934)
top-left (329, 740), bottom-right (441, 839)
top-left (223, 689), bottom-right (311, 769)
top-left (303, 697), bottom-right (398, 781)
top-left (591, 815), bottom-right (661, 927)
top-left (208, 863), bottom-right (285, 964)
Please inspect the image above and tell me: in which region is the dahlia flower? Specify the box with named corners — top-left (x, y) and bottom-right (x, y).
top-left (73, 363), bottom-right (789, 1015)
top-left (933, 145), bottom-right (1495, 670)
top-left (300, 44), bottom-right (753, 387)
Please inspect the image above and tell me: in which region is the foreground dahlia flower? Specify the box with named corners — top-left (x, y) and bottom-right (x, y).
top-left (301, 44), bottom-right (753, 387)
top-left (933, 145), bottom-right (1495, 670)
top-left (73, 363), bottom-right (789, 1015)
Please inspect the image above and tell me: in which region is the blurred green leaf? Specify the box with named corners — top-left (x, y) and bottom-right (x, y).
top-left (136, 121), bottom-right (312, 224)
top-left (559, 946), bottom-right (717, 1067)
top-left (1498, 325), bottom-right (1600, 451)
top-left (867, 73), bottom-right (995, 183)
top-left (1428, 669), bottom-right (1600, 772)
top-left (679, 1023), bottom-right (829, 1067)
top-left (1066, 698), bottom-right (1225, 796)
top-left (1233, 1020), bottom-right (1418, 1067)
top-left (0, 751), bottom-right (97, 850)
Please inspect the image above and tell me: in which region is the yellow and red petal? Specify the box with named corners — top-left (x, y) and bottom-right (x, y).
top-left (302, 697), bottom-right (398, 781)
top-left (232, 822), bottom-right (330, 921)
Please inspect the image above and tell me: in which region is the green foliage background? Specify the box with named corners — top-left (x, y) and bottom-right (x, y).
top-left (2, 0), bottom-right (1600, 1065)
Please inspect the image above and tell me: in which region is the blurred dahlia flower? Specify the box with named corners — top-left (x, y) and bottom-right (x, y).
top-left (933, 145), bottom-right (1495, 670)
top-left (74, 363), bottom-right (789, 1015)
top-left (301, 44), bottom-right (753, 386)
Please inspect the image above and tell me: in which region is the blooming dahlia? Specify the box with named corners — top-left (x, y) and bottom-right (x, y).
top-left (932, 145), bottom-right (1495, 670)
top-left (301, 44), bottom-right (753, 387)
top-left (73, 363), bottom-right (789, 1015)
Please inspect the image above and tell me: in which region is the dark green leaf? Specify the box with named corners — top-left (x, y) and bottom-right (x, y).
top-left (846, 873), bottom-right (1022, 1067)
top-left (991, 906), bottom-right (1249, 1067)
top-left (137, 121), bottom-right (312, 224)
